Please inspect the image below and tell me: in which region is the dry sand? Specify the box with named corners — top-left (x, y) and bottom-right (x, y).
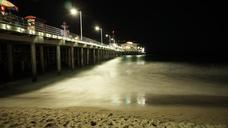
top-left (1, 106), bottom-right (228, 128)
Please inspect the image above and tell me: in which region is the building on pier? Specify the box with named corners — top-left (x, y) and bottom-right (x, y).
top-left (121, 41), bottom-right (145, 54)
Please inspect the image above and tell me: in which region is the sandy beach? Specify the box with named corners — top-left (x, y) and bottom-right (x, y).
top-left (1, 106), bottom-right (228, 128)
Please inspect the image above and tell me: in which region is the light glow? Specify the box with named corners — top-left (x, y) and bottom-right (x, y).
top-left (6, 25), bottom-right (11, 29)
top-left (113, 43), bottom-right (117, 47)
top-left (137, 94), bottom-right (146, 105)
top-left (127, 41), bottom-right (133, 44)
top-left (58, 36), bottom-right (62, 39)
top-left (52, 35), bottom-right (57, 38)
top-left (46, 33), bottom-right (51, 37)
top-left (1, 24), bottom-right (6, 29)
top-left (17, 27), bottom-right (21, 32)
top-left (20, 28), bottom-right (25, 32)
top-left (29, 30), bottom-right (35, 35)
top-left (141, 48), bottom-right (145, 53)
top-left (70, 8), bottom-right (79, 15)
top-left (38, 32), bottom-right (44, 36)
top-left (75, 36), bottom-right (79, 40)
top-left (95, 26), bottom-right (100, 31)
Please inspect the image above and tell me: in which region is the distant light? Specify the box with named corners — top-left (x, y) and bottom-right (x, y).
top-left (137, 94), bottom-right (146, 105)
top-left (1, 24), bottom-right (6, 29)
top-left (113, 43), bottom-right (117, 47)
top-left (142, 48), bottom-right (145, 53)
top-left (105, 34), bottom-right (109, 37)
top-left (38, 32), bottom-right (44, 36)
top-left (58, 36), bottom-right (62, 39)
top-left (70, 8), bottom-right (79, 15)
top-left (125, 96), bottom-right (131, 104)
top-left (17, 27), bottom-right (21, 32)
top-left (52, 35), bottom-right (57, 38)
top-left (127, 41), bottom-right (133, 44)
top-left (111, 38), bottom-right (114, 41)
top-left (126, 46), bottom-right (130, 49)
top-left (29, 30), bottom-right (35, 35)
top-left (111, 95), bottom-right (122, 104)
top-left (20, 28), bottom-right (25, 32)
top-left (75, 36), bottom-right (79, 40)
top-left (63, 37), bottom-right (67, 40)
top-left (95, 26), bottom-right (100, 31)
top-left (66, 38), bottom-right (71, 41)
top-left (46, 34), bottom-right (51, 37)
top-left (6, 25), bottom-right (11, 29)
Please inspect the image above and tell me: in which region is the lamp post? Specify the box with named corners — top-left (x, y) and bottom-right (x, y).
top-left (111, 38), bottom-right (114, 43)
top-left (95, 26), bottom-right (103, 44)
top-left (70, 8), bottom-right (83, 40)
top-left (105, 34), bottom-right (111, 45)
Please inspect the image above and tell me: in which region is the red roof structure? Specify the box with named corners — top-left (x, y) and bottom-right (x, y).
top-left (25, 16), bottom-right (36, 19)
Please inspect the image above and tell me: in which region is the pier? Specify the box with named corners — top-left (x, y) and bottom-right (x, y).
top-left (0, 14), bottom-right (123, 83)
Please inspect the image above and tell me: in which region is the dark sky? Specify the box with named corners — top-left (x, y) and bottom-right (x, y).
top-left (11, 0), bottom-right (227, 54)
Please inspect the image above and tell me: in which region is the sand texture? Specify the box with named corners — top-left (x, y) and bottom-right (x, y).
top-left (0, 107), bottom-right (228, 128)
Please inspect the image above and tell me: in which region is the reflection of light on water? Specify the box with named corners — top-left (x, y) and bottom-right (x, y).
top-left (136, 55), bottom-right (143, 58)
top-left (125, 95), bottom-right (131, 104)
top-left (126, 70), bottom-right (132, 74)
top-left (137, 94), bottom-right (146, 105)
top-left (124, 55), bottom-right (146, 65)
top-left (136, 55), bottom-right (145, 65)
top-left (111, 93), bottom-right (146, 106)
top-left (126, 55), bottom-right (132, 58)
top-left (97, 57), bottom-right (120, 78)
top-left (137, 61), bottom-right (145, 65)
top-left (111, 95), bottom-right (122, 104)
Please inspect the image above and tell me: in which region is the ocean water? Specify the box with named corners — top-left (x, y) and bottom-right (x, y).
top-left (0, 55), bottom-right (228, 107)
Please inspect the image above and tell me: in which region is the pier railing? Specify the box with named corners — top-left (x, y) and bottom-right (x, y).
top-left (0, 13), bottom-right (121, 51)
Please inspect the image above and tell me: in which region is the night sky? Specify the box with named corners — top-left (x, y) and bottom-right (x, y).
top-left (11, 0), bottom-right (227, 54)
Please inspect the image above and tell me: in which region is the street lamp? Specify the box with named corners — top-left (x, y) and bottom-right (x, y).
top-left (105, 34), bottom-right (111, 45)
top-left (70, 8), bottom-right (83, 40)
top-left (111, 38), bottom-right (114, 42)
top-left (95, 26), bottom-right (103, 44)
